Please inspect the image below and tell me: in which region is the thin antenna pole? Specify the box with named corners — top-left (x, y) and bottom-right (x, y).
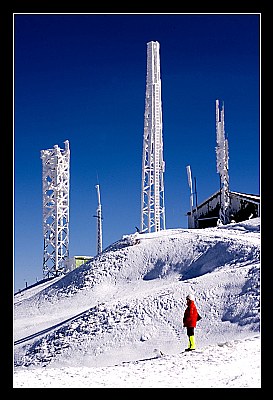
top-left (194, 177), bottom-right (198, 209)
top-left (95, 184), bottom-right (103, 255)
top-left (186, 165), bottom-right (194, 228)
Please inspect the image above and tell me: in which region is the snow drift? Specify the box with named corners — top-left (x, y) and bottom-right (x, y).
top-left (14, 218), bottom-right (260, 369)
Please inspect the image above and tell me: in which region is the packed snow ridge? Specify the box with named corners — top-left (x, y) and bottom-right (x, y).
top-left (14, 218), bottom-right (260, 369)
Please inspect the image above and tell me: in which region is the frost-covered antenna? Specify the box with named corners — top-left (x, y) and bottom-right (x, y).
top-left (186, 165), bottom-right (194, 210)
top-left (141, 41), bottom-right (166, 233)
top-left (216, 99), bottom-right (230, 224)
top-left (186, 165), bottom-right (198, 228)
top-left (40, 140), bottom-right (70, 278)
top-left (95, 184), bottom-right (103, 255)
top-left (186, 165), bottom-right (195, 228)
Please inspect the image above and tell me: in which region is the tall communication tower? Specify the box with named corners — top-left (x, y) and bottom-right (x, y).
top-left (95, 184), bottom-right (103, 255)
top-left (41, 140), bottom-right (70, 278)
top-left (215, 100), bottom-right (230, 224)
top-left (141, 41), bottom-right (166, 233)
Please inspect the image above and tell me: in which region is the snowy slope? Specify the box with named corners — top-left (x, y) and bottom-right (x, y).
top-left (14, 218), bottom-right (260, 382)
top-left (14, 335), bottom-right (260, 388)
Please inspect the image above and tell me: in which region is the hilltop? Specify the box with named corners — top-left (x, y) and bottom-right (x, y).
top-left (14, 218), bottom-right (260, 370)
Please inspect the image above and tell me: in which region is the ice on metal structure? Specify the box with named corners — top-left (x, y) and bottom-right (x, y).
top-left (95, 184), bottom-right (103, 255)
top-left (186, 165), bottom-right (195, 228)
top-left (40, 140), bottom-right (70, 278)
top-left (141, 41), bottom-right (166, 233)
top-left (216, 100), bottom-right (230, 224)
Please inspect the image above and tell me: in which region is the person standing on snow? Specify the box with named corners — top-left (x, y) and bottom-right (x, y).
top-left (183, 293), bottom-right (201, 351)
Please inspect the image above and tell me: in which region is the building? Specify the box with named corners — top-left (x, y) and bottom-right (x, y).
top-left (187, 190), bottom-right (260, 229)
top-left (62, 255), bottom-right (93, 273)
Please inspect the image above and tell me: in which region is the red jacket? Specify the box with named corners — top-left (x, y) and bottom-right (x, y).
top-left (183, 300), bottom-right (199, 328)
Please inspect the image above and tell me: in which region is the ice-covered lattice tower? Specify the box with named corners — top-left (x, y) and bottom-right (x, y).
top-left (40, 140), bottom-right (70, 278)
top-left (216, 100), bottom-right (230, 224)
top-left (141, 41), bottom-right (166, 233)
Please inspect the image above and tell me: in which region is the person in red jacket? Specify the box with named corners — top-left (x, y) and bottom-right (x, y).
top-left (183, 293), bottom-right (201, 351)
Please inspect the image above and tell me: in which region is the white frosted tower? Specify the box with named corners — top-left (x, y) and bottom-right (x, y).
top-left (141, 41), bottom-right (166, 233)
top-left (216, 100), bottom-right (230, 224)
top-left (41, 140), bottom-right (70, 278)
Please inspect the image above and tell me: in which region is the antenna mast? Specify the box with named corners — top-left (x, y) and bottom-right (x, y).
top-left (95, 184), bottom-right (103, 255)
top-left (40, 140), bottom-right (70, 278)
top-left (141, 41), bottom-right (166, 233)
top-left (216, 99), bottom-right (230, 224)
top-left (186, 165), bottom-right (195, 228)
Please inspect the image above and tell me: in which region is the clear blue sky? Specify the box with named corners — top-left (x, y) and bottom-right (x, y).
top-left (14, 13), bottom-right (260, 292)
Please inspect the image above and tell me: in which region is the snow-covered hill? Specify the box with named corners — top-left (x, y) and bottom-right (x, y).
top-left (13, 218), bottom-right (261, 388)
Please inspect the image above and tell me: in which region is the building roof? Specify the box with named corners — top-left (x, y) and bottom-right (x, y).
top-left (229, 191), bottom-right (260, 203)
top-left (186, 190), bottom-right (260, 216)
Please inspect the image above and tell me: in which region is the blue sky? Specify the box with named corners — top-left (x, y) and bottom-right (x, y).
top-left (14, 13), bottom-right (260, 292)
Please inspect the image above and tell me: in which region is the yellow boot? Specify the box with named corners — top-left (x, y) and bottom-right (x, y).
top-left (189, 335), bottom-right (196, 350)
top-left (185, 335), bottom-right (196, 351)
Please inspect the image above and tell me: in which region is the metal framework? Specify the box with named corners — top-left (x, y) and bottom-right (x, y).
top-left (41, 140), bottom-right (70, 278)
top-left (216, 100), bottom-right (230, 224)
top-left (95, 184), bottom-right (103, 255)
top-left (141, 41), bottom-right (166, 233)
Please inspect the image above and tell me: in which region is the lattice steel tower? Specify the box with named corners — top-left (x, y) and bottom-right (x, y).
top-left (216, 100), bottom-right (230, 224)
top-left (141, 41), bottom-right (166, 233)
top-left (41, 140), bottom-right (70, 278)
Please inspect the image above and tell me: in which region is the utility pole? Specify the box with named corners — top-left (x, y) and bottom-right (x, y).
top-left (141, 41), bottom-right (166, 233)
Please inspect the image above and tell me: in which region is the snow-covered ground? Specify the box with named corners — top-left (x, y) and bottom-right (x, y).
top-left (13, 218), bottom-right (261, 388)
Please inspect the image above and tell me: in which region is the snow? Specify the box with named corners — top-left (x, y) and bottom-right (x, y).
top-left (13, 217), bottom-right (261, 388)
